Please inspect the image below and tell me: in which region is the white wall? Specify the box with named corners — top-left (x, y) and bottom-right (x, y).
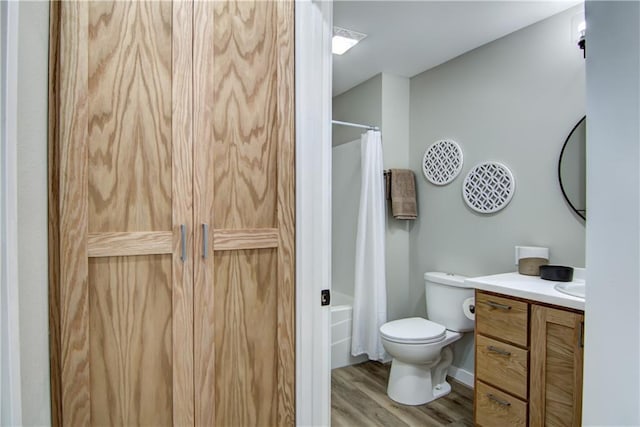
top-left (409, 6), bottom-right (586, 372)
top-left (295, 1), bottom-right (333, 423)
top-left (332, 73), bottom-right (412, 321)
top-left (1, 1), bottom-right (23, 424)
top-left (16, 1), bottom-right (51, 425)
top-left (583, 1), bottom-right (640, 424)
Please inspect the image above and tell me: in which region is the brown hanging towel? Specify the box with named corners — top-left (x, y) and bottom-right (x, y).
top-left (389, 169), bottom-right (417, 220)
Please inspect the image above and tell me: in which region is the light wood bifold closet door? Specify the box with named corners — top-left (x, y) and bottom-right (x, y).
top-left (192, 1), bottom-right (295, 425)
top-left (48, 1), bottom-right (295, 426)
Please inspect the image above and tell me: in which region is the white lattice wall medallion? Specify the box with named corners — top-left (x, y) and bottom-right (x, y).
top-left (422, 140), bottom-right (464, 185)
top-left (463, 161), bottom-right (515, 214)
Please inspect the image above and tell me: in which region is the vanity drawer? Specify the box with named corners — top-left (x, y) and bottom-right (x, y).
top-left (476, 381), bottom-right (527, 427)
top-left (476, 334), bottom-right (528, 399)
top-left (476, 291), bottom-right (529, 347)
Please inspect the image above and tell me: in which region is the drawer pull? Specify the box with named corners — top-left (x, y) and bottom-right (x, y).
top-left (482, 300), bottom-right (512, 311)
top-left (487, 345), bottom-right (511, 356)
top-left (487, 393), bottom-right (512, 407)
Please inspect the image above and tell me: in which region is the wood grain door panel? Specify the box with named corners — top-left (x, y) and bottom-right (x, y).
top-left (88, 255), bottom-right (173, 426)
top-left (530, 305), bottom-right (584, 427)
top-left (50, 1), bottom-right (193, 425)
top-left (214, 249), bottom-right (278, 426)
top-left (87, 1), bottom-right (173, 233)
top-left (193, 0), bottom-right (295, 425)
top-left (209, 0), bottom-right (279, 231)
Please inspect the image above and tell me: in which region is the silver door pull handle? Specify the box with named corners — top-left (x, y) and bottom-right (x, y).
top-left (482, 301), bottom-right (512, 311)
top-left (487, 345), bottom-right (511, 356)
top-left (202, 223), bottom-right (209, 259)
top-left (487, 393), bottom-right (511, 407)
top-left (180, 224), bottom-right (187, 262)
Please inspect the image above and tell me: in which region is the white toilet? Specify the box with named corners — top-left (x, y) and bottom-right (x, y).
top-left (379, 272), bottom-right (474, 405)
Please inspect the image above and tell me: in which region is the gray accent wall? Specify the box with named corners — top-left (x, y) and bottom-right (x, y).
top-left (332, 75), bottom-right (381, 303)
top-left (332, 140), bottom-right (361, 299)
top-left (381, 74), bottom-right (411, 322)
top-left (409, 6), bottom-right (586, 371)
top-left (332, 73), bottom-right (412, 322)
top-left (332, 74), bottom-right (382, 146)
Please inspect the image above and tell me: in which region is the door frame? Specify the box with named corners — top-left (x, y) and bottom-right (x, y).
top-left (0, 1), bottom-right (23, 424)
top-left (295, 0), bottom-right (333, 425)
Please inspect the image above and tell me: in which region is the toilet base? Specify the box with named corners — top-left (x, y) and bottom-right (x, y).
top-left (386, 346), bottom-right (455, 405)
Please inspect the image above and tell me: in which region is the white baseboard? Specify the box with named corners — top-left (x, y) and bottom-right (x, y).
top-left (448, 365), bottom-right (474, 389)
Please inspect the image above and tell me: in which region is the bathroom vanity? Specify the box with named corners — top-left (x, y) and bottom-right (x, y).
top-left (466, 272), bottom-right (585, 426)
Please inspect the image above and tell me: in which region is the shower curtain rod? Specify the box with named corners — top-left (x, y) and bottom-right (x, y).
top-left (331, 119), bottom-right (380, 132)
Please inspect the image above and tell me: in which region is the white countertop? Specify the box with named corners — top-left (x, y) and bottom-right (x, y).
top-left (465, 270), bottom-right (585, 311)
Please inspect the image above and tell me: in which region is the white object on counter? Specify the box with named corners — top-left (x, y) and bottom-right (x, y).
top-left (465, 269), bottom-right (585, 311)
top-left (514, 246), bottom-right (549, 264)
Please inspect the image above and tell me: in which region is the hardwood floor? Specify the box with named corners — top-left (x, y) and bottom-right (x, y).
top-left (332, 361), bottom-right (474, 427)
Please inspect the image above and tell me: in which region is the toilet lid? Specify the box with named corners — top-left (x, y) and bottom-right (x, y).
top-left (379, 317), bottom-right (446, 344)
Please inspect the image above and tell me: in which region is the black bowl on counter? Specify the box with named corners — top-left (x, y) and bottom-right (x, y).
top-left (539, 265), bottom-right (574, 282)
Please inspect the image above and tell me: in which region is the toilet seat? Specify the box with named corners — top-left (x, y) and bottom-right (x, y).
top-left (380, 317), bottom-right (446, 344)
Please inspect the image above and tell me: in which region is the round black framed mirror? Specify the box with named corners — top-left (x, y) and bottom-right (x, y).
top-left (558, 116), bottom-right (586, 220)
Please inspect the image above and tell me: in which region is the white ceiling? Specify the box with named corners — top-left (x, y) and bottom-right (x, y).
top-left (333, 1), bottom-right (580, 96)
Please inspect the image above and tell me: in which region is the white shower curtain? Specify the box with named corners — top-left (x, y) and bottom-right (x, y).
top-left (351, 130), bottom-right (387, 361)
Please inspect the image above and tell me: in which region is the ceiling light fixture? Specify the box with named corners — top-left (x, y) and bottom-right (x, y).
top-left (332, 26), bottom-right (367, 55)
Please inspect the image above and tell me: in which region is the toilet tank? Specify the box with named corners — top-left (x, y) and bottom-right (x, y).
top-left (424, 272), bottom-right (474, 332)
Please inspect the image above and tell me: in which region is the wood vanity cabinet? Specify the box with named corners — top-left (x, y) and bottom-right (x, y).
top-left (474, 290), bottom-right (584, 427)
